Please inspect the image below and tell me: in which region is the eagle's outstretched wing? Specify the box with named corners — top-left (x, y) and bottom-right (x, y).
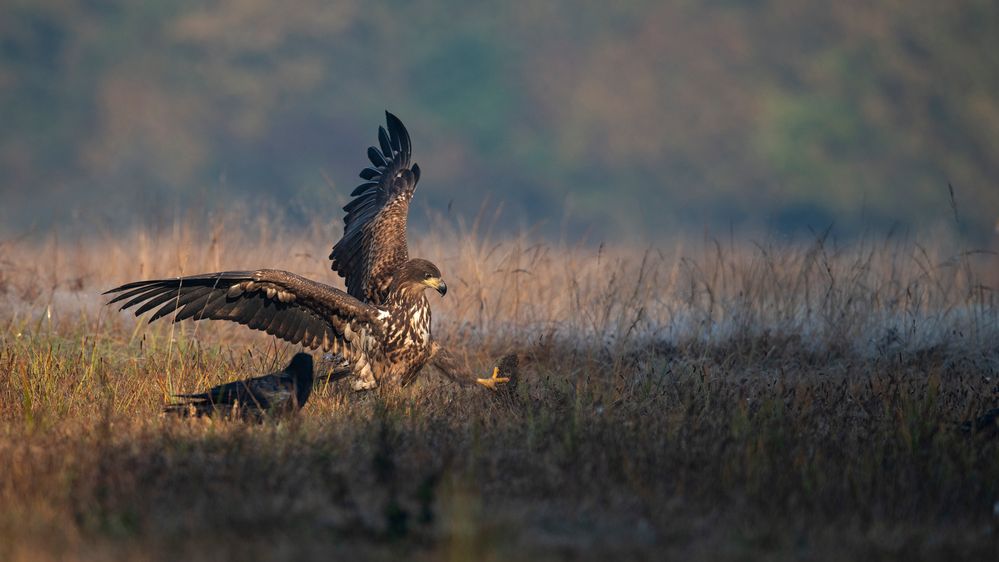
top-left (105, 270), bottom-right (384, 354)
top-left (330, 111), bottom-right (420, 305)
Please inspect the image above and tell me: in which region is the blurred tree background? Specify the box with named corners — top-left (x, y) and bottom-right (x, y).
top-left (1, 0), bottom-right (997, 241)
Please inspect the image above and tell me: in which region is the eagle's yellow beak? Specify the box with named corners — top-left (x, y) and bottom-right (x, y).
top-left (423, 277), bottom-right (447, 296)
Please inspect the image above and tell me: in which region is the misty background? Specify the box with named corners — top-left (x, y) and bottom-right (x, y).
top-left (2, 0), bottom-right (998, 243)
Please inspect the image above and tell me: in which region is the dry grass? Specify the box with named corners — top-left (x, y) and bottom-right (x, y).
top-left (1, 213), bottom-right (998, 561)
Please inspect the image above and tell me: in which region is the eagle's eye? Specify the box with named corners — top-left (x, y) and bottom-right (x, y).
top-left (424, 272), bottom-right (432, 279)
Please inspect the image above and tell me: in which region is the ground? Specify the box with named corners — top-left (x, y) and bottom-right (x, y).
top-left (1, 217), bottom-right (997, 560)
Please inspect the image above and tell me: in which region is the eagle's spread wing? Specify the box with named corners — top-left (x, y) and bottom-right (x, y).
top-left (105, 270), bottom-right (383, 354)
top-left (330, 111), bottom-right (419, 304)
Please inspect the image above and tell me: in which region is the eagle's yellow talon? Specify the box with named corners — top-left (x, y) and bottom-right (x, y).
top-left (475, 366), bottom-right (510, 390)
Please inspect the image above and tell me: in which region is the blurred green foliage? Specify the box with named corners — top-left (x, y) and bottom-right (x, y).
top-left (1, 0), bottom-right (997, 240)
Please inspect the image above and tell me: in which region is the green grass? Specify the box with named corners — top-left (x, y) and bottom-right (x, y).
top-left (1, 218), bottom-right (998, 560)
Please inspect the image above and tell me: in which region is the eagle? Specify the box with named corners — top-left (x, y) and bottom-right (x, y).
top-left (105, 112), bottom-right (509, 391)
top-left (164, 352), bottom-right (314, 419)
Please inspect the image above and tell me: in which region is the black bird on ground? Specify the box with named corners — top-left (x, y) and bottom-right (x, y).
top-left (165, 353), bottom-right (314, 420)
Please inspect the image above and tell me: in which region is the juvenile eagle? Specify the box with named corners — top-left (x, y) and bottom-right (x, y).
top-left (165, 353), bottom-right (314, 419)
top-left (106, 112), bottom-right (507, 391)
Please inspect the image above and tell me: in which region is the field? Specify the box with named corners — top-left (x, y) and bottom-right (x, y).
top-left (1, 214), bottom-right (998, 561)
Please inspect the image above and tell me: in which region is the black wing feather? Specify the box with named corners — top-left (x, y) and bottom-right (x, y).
top-left (111, 284), bottom-right (168, 308)
top-left (377, 126), bottom-right (393, 157)
top-left (359, 167), bottom-right (381, 181)
top-left (367, 147), bottom-right (387, 168)
top-left (350, 182), bottom-right (380, 197)
top-left (134, 286), bottom-right (209, 317)
top-left (386, 112), bottom-right (410, 155)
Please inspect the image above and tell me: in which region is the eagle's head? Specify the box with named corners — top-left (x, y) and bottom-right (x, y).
top-left (391, 258), bottom-right (447, 297)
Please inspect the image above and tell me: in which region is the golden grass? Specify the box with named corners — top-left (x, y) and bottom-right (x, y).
top-left (1, 213), bottom-right (998, 560)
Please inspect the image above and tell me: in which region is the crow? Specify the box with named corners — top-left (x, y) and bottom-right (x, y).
top-left (165, 353), bottom-right (314, 420)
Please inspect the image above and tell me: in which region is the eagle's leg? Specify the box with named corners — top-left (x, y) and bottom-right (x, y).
top-left (430, 343), bottom-right (515, 391)
top-left (475, 366), bottom-right (510, 391)
top-left (350, 357), bottom-right (378, 391)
